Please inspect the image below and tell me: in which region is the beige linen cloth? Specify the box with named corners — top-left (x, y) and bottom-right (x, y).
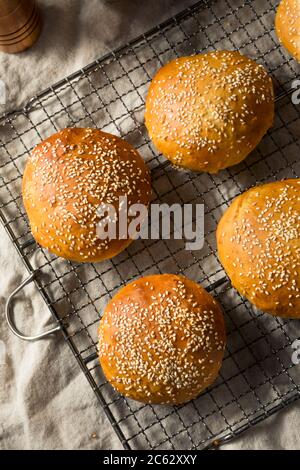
top-left (0, 0), bottom-right (299, 450)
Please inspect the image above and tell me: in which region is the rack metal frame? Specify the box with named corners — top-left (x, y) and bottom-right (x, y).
top-left (0, 0), bottom-right (299, 450)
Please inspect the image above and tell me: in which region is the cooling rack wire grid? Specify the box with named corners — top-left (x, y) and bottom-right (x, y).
top-left (0, 0), bottom-right (299, 450)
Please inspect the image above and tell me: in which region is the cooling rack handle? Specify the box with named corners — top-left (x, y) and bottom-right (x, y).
top-left (5, 272), bottom-right (62, 341)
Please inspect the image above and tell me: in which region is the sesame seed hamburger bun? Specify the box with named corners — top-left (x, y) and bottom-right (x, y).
top-left (145, 50), bottom-right (274, 173)
top-left (217, 179), bottom-right (300, 319)
top-left (22, 128), bottom-right (151, 262)
top-left (275, 0), bottom-right (300, 62)
top-left (98, 274), bottom-right (226, 405)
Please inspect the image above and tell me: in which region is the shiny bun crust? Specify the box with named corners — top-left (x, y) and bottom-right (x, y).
top-left (276, 0), bottom-right (300, 62)
top-left (145, 50), bottom-right (274, 173)
top-left (98, 274), bottom-right (226, 405)
top-left (217, 179), bottom-right (300, 319)
top-left (22, 128), bottom-right (151, 262)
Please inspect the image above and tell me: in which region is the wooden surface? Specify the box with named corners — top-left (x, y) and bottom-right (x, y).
top-left (0, 0), bottom-right (41, 53)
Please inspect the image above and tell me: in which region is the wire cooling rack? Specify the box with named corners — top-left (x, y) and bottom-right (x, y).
top-left (0, 0), bottom-right (300, 450)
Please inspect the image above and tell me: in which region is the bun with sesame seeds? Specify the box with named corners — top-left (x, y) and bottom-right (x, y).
top-left (145, 50), bottom-right (274, 173)
top-left (275, 0), bottom-right (300, 62)
top-left (217, 179), bottom-right (300, 319)
top-left (98, 274), bottom-right (226, 405)
top-left (22, 128), bottom-right (151, 262)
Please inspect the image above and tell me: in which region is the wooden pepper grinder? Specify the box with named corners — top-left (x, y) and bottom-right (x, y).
top-left (0, 0), bottom-right (42, 53)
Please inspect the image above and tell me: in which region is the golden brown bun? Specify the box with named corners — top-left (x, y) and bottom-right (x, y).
top-left (217, 179), bottom-right (300, 319)
top-left (98, 274), bottom-right (226, 405)
top-left (145, 50), bottom-right (274, 173)
top-left (22, 128), bottom-right (151, 262)
top-left (276, 0), bottom-right (300, 62)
